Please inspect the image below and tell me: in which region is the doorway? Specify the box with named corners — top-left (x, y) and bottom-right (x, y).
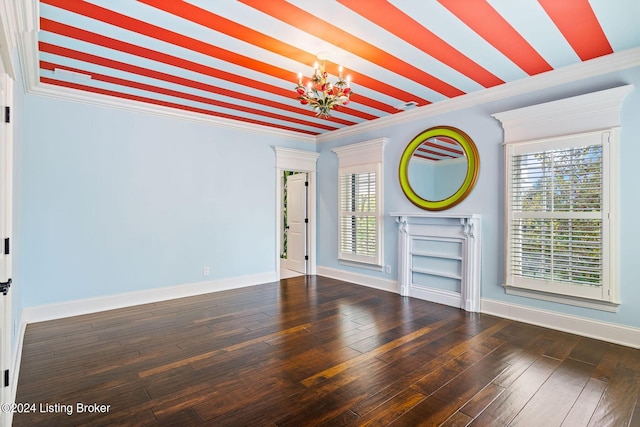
top-left (274, 147), bottom-right (318, 280)
top-left (280, 171), bottom-right (307, 277)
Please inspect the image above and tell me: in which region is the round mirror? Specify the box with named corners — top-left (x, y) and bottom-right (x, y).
top-left (399, 126), bottom-right (479, 211)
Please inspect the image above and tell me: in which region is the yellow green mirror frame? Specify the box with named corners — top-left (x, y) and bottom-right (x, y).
top-left (399, 126), bottom-right (479, 211)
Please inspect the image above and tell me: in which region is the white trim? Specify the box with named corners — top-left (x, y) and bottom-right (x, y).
top-left (26, 84), bottom-right (317, 142)
top-left (274, 147), bottom-right (319, 170)
top-left (316, 267), bottom-right (397, 294)
top-left (7, 318), bottom-right (26, 426)
top-left (274, 147), bottom-right (319, 279)
top-left (22, 272), bottom-right (276, 324)
top-left (504, 286), bottom-right (619, 313)
top-left (497, 87), bottom-right (628, 306)
top-left (332, 137), bottom-right (387, 168)
top-left (316, 47), bottom-right (640, 143)
top-left (493, 85), bottom-right (633, 143)
top-left (481, 298), bottom-right (640, 349)
top-left (392, 214), bottom-right (482, 312)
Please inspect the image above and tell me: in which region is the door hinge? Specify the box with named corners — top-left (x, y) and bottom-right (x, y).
top-left (305, 181), bottom-right (308, 187)
top-left (4, 106), bottom-right (9, 123)
top-left (304, 218), bottom-right (308, 224)
top-left (4, 370), bottom-right (8, 387)
top-left (4, 238), bottom-right (9, 255)
top-left (305, 255), bottom-right (309, 260)
top-left (0, 278), bottom-right (11, 296)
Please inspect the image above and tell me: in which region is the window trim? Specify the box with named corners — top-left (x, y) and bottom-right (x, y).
top-left (504, 129), bottom-right (617, 306)
top-left (493, 86), bottom-right (631, 311)
top-left (338, 162), bottom-right (383, 266)
top-left (333, 138), bottom-right (386, 268)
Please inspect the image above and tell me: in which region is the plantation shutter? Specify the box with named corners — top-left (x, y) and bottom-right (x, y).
top-left (506, 131), bottom-right (611, 301)
top-left (333, 138), bottom-right (385, 267)
top-left (340, 170), bottom-right (377, 260)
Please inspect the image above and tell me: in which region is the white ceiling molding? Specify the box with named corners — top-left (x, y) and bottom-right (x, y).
top-left (27, 82), bottom-right (318, 142)
top-left (316, 47), bottom-right (640, 143)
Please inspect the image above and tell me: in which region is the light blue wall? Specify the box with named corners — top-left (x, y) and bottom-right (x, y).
top-left (13, 93), bottom-right (312, 308)
top-left (317, 66), bottom-right (640, 328)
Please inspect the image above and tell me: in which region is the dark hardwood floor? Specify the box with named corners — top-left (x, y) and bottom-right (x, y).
top-left (13, 276), bottom-right (640, 426)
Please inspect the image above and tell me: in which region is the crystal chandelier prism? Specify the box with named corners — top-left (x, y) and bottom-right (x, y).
top-left (295, 57), bottom-right (352, 119)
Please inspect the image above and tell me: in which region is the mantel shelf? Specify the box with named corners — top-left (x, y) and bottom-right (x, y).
top-left (390, 212), bottom-right (481, 219)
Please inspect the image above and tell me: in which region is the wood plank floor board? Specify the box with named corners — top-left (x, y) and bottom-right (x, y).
top-left (13, 276), bottom-right (640, 426)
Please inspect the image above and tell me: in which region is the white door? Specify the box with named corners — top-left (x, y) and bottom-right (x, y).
top-left (0, 66), bottom-right (13, 421)
top-left (284, 173), bottom-right (307, 274)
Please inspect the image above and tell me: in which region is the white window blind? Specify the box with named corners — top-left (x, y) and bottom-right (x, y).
top-left (333, 138), bottom-right (386, 267)
top-left (340, 170), bottom-right (377, 258)
top-left (506, 131), bottom-right (615, 302)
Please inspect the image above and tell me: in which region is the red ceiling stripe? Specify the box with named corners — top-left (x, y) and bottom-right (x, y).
top-left (438, 0), bottom-right (553, 76)
top-left (39, 42), bottom-right (348, 129)
top-left (239, 0), bottom-right (465, 99)
top-left (413, 153), bottom-right (439, 161)
top-left (420, 141), bottom-right (464, 156)
top-left (40, 0), bottom-right (386, 118)
top-left (416, 147), bottom-right (455, 159)
top-left (337, 0), bottom-right (503, 89)
top-left (40, 18), bottom-right (374, 123)
top-left (40, 76), bottom-right (321, 135)
top-left (138, 0), bottom-right (426, 109)
top-left (539, 0), bottom-right (612, 61)
top-left (40, 60), bottom-right (334, 131)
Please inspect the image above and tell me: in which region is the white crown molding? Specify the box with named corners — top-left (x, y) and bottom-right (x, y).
top-left (316, 47), bottom-right (640, 143)
top-left (28, 83), bottom-right (317, 142)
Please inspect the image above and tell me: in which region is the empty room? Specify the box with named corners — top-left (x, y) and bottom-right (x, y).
top-left (0, 1), bottom-right (639, 426)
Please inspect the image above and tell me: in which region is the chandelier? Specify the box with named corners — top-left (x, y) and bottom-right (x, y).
top-left (295, 57), bottom-right (352, 119)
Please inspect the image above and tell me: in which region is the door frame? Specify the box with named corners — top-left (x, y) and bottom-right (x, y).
top-left (274, 147), bottom-right (319, 279)
top-left (0, 6), bottom-right (14, 422)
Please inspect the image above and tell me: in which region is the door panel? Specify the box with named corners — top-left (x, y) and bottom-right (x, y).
top-left (285, 173), bottom-right (307, 274)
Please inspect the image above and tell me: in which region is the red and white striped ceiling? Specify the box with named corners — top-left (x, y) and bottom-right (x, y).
top-left (37, 0), bottom-right (640, 136)
top-left (414, 137), bottom-right (464, 161)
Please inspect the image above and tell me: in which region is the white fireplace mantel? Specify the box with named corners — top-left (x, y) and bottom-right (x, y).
top-left (390, 213), bottom-right (482, 312)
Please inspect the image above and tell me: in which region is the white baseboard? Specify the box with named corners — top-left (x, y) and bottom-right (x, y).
top-left (317, 266), bottom-right (398, 293)
top-left (411, 287), bottom-right (461, 310)
top-left (481, 298), bottom-right (640, 349)
top-left (22, 271), bottom-right (276, 324)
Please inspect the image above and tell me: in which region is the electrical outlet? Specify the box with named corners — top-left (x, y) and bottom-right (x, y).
top-left (203, 266), bottom-right (210, 276)
top-left (385, 265), bottom-right (391, 274)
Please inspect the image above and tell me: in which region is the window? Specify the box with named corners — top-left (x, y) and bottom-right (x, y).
top-left (505, 131), bottom-right (616, 304)
top-left (494, 85), bottom-right (631, 311)
top-left (339, 164), bottom-right (381, 265)
top-left (333, 138), bottom-right (386, 267)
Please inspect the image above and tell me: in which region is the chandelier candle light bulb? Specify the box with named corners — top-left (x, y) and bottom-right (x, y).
top-left (295, 58), bottom-right (353, 119)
